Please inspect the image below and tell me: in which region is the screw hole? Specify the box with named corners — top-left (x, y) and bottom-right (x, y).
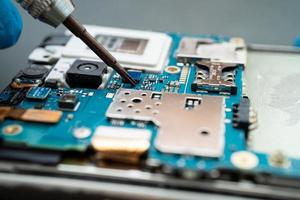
top-left (200, 130), bottom-right (209, 135)
top-left (145, 105), bottom-right (152, 110)
top-left (132, 97), bottom-right (143, 103)
top-left (152, 110), bottom-right (159, 115)
top-left (155, 102), bottom-right (161, 106)
top-left (134, 109), bottom-right (141, 113)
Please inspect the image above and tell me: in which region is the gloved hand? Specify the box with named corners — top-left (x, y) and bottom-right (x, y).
top-left (294, 37), bottom-right (300, 48)
top-left (0, 0), bottom-right (22, 49)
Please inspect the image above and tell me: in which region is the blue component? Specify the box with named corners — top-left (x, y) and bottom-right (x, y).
top-left (26, 87), bottom-right (51, 100)
top-left (0, 91), bottom-right (11, 102)
top-left (127, 70), bottom-right (142, 82)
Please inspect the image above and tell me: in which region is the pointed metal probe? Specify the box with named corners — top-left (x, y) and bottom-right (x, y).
top-left (16, 0), bottom-right (136, 86)
top-left (63, 16), bottom-right (136, 85)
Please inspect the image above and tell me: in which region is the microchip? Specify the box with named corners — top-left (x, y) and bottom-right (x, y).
top-left (125, 70), bottom-right (142, 83)
top-left (58, 94), bottom-right (79, 110)
top-left (26, 87), bottom-right (51, 100)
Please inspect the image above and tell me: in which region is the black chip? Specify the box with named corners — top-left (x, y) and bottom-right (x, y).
top-left (66, 60), bottom-right (108, 89)
top-left (58, 94), bottom-right (79, 110)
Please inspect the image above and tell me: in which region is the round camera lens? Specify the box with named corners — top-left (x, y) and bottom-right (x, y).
top-left (78, 63), bottom-right (98, 72)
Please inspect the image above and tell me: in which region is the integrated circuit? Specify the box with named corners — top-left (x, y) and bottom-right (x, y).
top-left (58, 94), bottom-right (79, 111)
top-left (26, 87), bottom-right (51, 100)
top-left (125, 70), bottom-right (142, 83)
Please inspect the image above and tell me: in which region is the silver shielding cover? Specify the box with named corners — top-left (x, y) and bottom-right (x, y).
top-left (176, 37), bottom-right (247, 65)
top-left (106, 89), bottom-right (225, 157)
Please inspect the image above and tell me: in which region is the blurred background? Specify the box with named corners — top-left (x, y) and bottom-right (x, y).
top-left (0, 0), bottom-right (300, 89)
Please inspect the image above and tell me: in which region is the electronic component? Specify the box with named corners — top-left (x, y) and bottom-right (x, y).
top-left (0, 88), bottom-right (27, 106)
top-left (191, 61), bottom-right (238, 94)
top-left (92, 126), bottom-right (151, 164)
top-left (95, 35), bottom-right (148, 55)
top-left (232, 97), bottom-right (257, 138)
top-left (179, 65), bottom-right (189, 84)
top-left (26, 87), bottom-right (51, 101)
top-left (63, 26), bottom-right (172, 73)
top-left (2, 124), bottom-right (23, 136)
top-left (66, 59), bottom-right (108, 89)
top-left (11, 64), bottom-right (51, 89)
top-left (268, 151), bottom-right (291, 168)
top-left (231, 151), bottom-right (259, 170)
top-left (46, 58), bottom-right (112, 89)
top-left (164, 66), bottom-right (181, 74)
top-left (0, 107), bottom-right (62, 123)
top-left (106, 89), bottom-right (225, 157)
top-left (176, 37), bottom-right (247, 65)
top-left (164, 80), bottom-right (180, 93)
top-left (58, 94), bottom-right (79, 110)
top-left (28, 34), bottom-right (71, 65)
top-left (125, 70), bottom-right (142, 83)
top-left (73, 127), bottom-right (92, 139)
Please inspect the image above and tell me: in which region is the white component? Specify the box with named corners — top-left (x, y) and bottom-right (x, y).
top-left (94, 126), bottom-right (151, 141)
top-left (45, 57), bottom-right (75, 87)
top-left (231, 151), bottom-right (259, 170)
top-left (92, 126), bottom-right (151, 151)
top-left (106, 93), bottom-right (115, 99)
top-left (73, 127), bottom-right (92, 139)
top-left (29, 46), bottom-right (64, 64)
top-left (63, 25), bottom-right (172, 72)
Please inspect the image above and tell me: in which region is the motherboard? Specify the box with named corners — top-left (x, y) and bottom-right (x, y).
top-left (0, 26), bottom-right (300, 199)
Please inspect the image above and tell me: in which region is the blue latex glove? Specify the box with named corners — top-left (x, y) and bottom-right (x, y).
top-left (0, 0), bottom-right (22, 49)
top-left (294, 37), bottom-right (300, 48)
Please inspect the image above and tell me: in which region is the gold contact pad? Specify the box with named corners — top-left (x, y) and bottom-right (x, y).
top-left (20, 109), bottom-right (62, 123)
top-left (0, 107), bottom-right (62, 124)
top-left (92, 126), bottom-right (151, 164)
top-left (92, 137), bottom-right (149, 154)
